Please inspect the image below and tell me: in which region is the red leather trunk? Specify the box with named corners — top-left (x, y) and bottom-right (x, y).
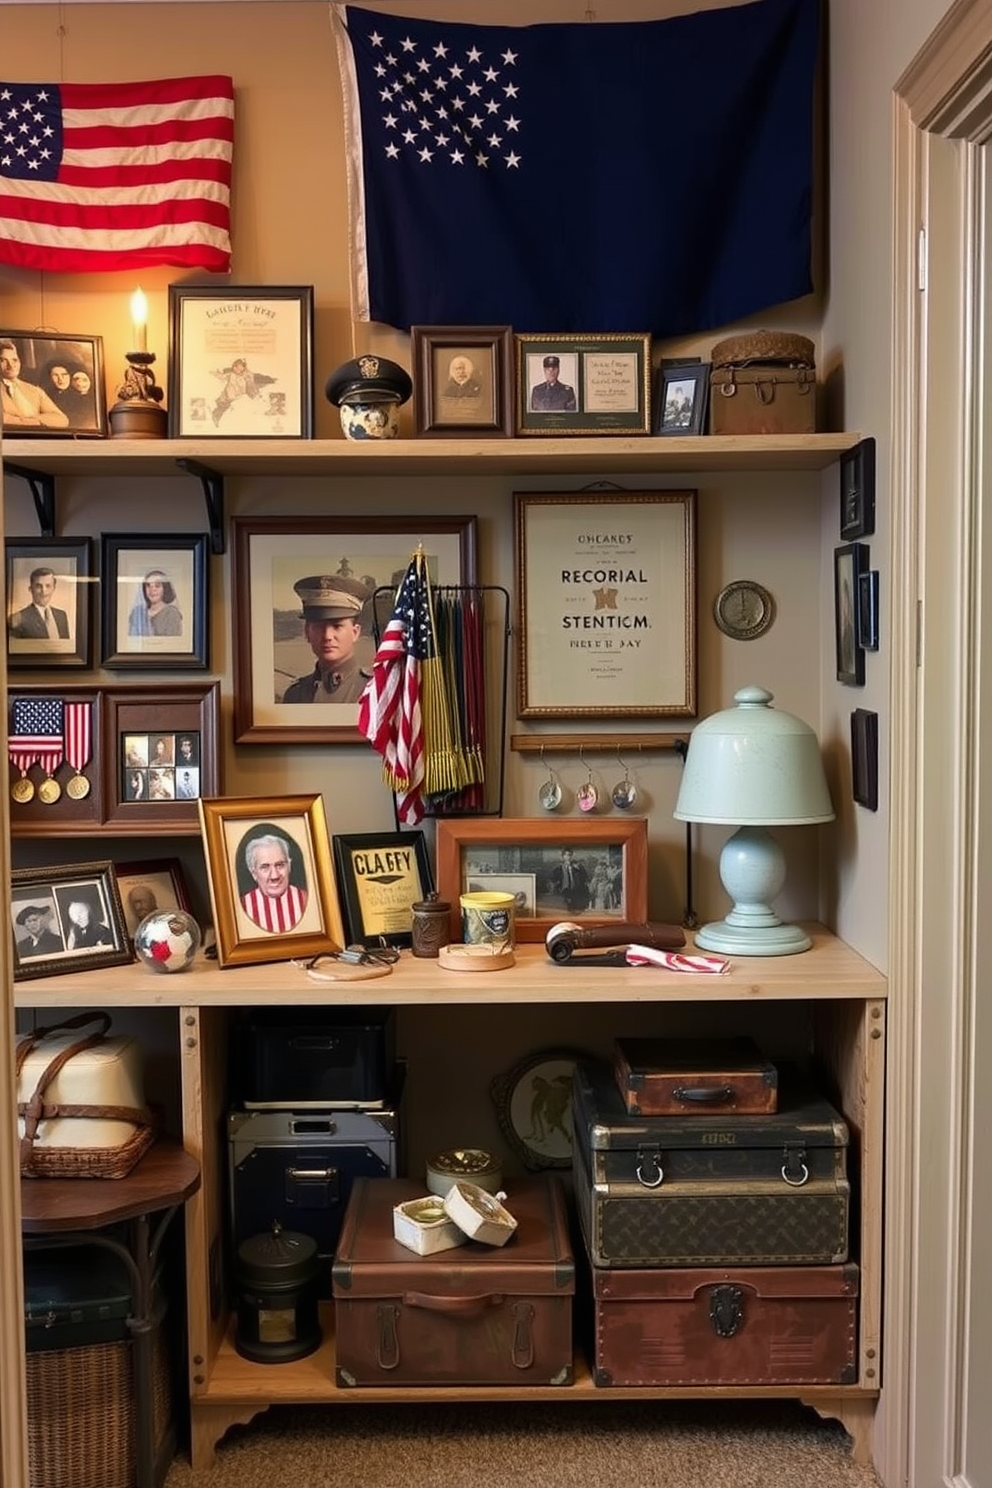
top-left (332, 1175), bottom-right (574, 1387)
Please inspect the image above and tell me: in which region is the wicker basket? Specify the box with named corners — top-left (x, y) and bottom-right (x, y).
top-left (26, 1325), bottom-right (171, 1488)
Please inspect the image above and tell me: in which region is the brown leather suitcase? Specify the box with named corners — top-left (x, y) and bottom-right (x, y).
top-left (590, 1261), bottom-right (859, 1387)
top-left (332, 1175), bottom-right (574, 1387)
top-left (708, 329), bottom-right (817, 435)
top-left (613, 1036), bottom-right (778, 1116)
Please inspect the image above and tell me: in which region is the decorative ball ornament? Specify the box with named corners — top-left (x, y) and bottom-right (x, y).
top-left (133, 910), bottom-right (202, 974)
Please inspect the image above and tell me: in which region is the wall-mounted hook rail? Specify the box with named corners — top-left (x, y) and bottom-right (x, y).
top-left (175, 459), bottom-right (226, 554)
top-left (510, 731), bottom-right (690, 753)
top-left (6, 463), bottom-right (56, 536)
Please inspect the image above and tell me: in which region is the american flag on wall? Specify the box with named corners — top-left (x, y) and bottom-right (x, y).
top-left (0, 75), bottom-right (234, 272)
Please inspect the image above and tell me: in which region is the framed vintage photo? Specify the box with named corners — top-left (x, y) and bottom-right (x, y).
top-left (100, 533), bottom-right (209, 669)
top-left (11, 860), bottom-right (131, 982)
top-left (0, 331), bottom-right (107, 437)
top-left (114, 858), bottom-right (193, 939)
top-left (515, 333), bottom-right (652, 436)
top-left (231, 515), bottom-right (477, 745)
top-left (514, 491), bottom-right (697, 719)
top-left (198, 794), bottom-right (345, 969)
top-left (490, 1048), bottom-right (591, 1171)
top-left (858, 568), bottom-right (880, 651)
top-left (167, 285), bottom-right (314, 439)
top-left (835, 542), bottom-right (868, 686)
top-left (851, 708), bottom-right (879, 811)
top-left (103, 681), bottom-right (220, 831)
top-left (5, 537), bottom-right (92, 670)
top-left (840, 436), bottom-right (876, 540)
top-left (435, 816), bottom-right (648, 944)
top-left (410, 325), bottom-right (513, 438)
top-left (653, 361), bottom-right (710, 436)
top-left (332, 830), bottom-right (432, 948)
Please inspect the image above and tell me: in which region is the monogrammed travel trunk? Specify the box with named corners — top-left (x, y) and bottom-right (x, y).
top-left (589, 1262), bottom-right (859, 1387)
top-left (573, 1061), bottom-right (850, 1267)
top-left (612, 1036), bottom-right (778, 1116)
top-left (332, 1175), bottom-right (574, 1387)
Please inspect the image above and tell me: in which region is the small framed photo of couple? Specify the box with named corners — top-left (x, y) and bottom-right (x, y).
top-left (0, 331), bottom-right (107, 438)
top-left (5, 537), bottom-right (93, 670)
top-left (11, 860), bottom-right (131, 982)
top-left (198, 793), bottom-right (345, 968)
top-left (410, 325), bottom-right (513, 438)
top-left (167, 285), bottom-right (314, 439)
top-left (100, 534), bottom-right (209, 669)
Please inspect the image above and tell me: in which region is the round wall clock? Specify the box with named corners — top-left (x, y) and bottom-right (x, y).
top-left (713, 579), bottom-right (776, 640)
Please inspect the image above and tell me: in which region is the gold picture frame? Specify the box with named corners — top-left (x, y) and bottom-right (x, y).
top-left (198, 794), bottom-right (345, 969)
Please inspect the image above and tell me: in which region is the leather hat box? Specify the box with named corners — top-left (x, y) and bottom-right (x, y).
top-left (16, 1017), bottom-right (155, 1178)
top-left (709, 330), bottom-right (816, 436)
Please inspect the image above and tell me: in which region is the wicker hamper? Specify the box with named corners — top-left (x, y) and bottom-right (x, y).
top-left (709, 329), bottom-right (817, 435)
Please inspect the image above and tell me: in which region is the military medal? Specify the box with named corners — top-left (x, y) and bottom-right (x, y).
top-left (63, 701), bottom-right (92, 800)
top-left (9, 694), bottom-right (65, 807)
top-left (9, 747), bottom-right (37, 804)
top-left (37, 775), bottom-right (62, 804)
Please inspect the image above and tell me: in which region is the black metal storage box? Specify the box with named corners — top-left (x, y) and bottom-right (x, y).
top-left (573, 1061), bottom-right (850, 1268)
top-left (233, 1005), bottom-right (395, 1108)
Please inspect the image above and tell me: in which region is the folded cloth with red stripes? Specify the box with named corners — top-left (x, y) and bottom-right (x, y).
top-left (625, 946), bottom-right (729, 974)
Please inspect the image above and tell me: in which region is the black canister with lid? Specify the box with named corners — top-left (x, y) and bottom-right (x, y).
top-left (411, 891), bottom-right (450, 958)
top-left (234, 1221), bottom-right (321, 1363)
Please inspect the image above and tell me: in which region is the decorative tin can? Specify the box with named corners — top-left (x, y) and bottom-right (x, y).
top-left (460, 890), bottom-right (515, 951)
top-left (426, 1147), bottom-right (503, 1198)
top-left (234, 1222), bottom-right (321, 1364)
top-left (411, 892), bottom-right (450, 959)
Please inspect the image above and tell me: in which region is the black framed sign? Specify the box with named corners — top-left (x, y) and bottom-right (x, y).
top-left (332, 830), bottom-right (432, 947)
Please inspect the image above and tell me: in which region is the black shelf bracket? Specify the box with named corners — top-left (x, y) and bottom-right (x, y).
top-left (176, 459), bottom-right (226, 554)
top-left (5, 463), bottom-right (56, 537)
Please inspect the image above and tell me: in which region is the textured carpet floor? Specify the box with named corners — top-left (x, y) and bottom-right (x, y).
top-left (164, 1400), bottom-right (884, 1488)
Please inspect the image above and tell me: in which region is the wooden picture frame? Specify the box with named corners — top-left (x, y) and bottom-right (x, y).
top-left (332, 830), bottom-right (433, 948)
top-left (0, 330), bottom-right (107, 437)
top-left (851, 708), bottom-right (879, 811)
top-left (840, 436), bottom-right (876, 540)
top-left (11, 860), bottom-right (131, 982)
top-left (113, 858), bottom-right (193, 940)
top-left (653, 361), bottom-right (710, 436)
top-left (5, 537), bottom-right (92, 669)
top-left (435, 816), bottom-right (648, 944)
top-left (231, 515), bottom-right (477, 745)
top-left (514, 490), bottom-right (696, 719)
top-left (198, 794), bottom-right (345, 969)
top-left (100, 533), bottom-right (209, 669)
top-left (515, 332), bottom-right (652, 436)
top-left (104, 681), bottom-right (220, 831)
top-left (411, 325), bottom-right (513, 438)
top-left (167, 284), bottom-right (314, 439)
top-left (834, 542), bottom-right (868, 686)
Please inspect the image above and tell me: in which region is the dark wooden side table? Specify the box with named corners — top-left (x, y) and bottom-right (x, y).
top-left (20, 1138), bottom-right (201, 1488)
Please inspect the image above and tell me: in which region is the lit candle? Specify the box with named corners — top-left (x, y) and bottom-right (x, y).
top-left (130, 288), bottom-right (148, 353)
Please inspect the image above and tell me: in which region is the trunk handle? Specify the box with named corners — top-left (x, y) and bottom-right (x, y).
top-left (403, 1291), bottom-right (504, 1315)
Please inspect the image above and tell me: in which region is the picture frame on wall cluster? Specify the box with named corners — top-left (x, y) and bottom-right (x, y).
top-left (167, 285), bottom-right (314, 439)
top-left (515, 333), bottom-right (652, 436)
top-left (411, 325), bottom-right (513, 438)
top-left (11, 860), bottom-right (130, 982)
top-left (1, 331), bottom-right (107, 438)
top-left (834, 541), bottom-right (869, 687)
top-left (6, 537), bottom-right (93, 670)
top-left (100, 533), bottom-right (209, 669)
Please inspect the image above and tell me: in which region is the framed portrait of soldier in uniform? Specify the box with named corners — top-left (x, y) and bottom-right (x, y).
top-left (230, 515), bottom-right (477, 746)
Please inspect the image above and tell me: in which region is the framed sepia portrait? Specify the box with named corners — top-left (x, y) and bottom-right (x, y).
top-left (0, 330), bottom-right (107, 438)
top-left (653, 361), bottom-right (710, 436)
top-left (114, 858), bottom-right (193, 940)
top-left (515, 332), bottom-right (652, 436)
top-left (514, 490), bottom-right (697, 719)
top-left (198, 794), bottom-right (345, 968)
top-left (103, 681), bottom-right (220, 831)
top-left (231, 515), bottom-right (477, 745)
top-left (411, 325), bottom-right (513, 438)
top-left (167, 284), bottom-right (314, 439)
top-left (5, 537), bottom-right (92, 670)
top-left (435, 816), bottom-right (648, 944)
top-left (11, 860), bottom-right (130, 982)
top-left (834, 542), bottom-right (868, 686)
top-left (100, 533), bottom-right (209, 669)
top-left (332, 830), bottom-right (432, 948)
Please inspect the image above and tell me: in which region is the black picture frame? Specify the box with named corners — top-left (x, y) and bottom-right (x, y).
top-left (840, 436), bottom-right (876, 539)
top-left (5, 537), bottom-right (92, 670)
top-left (11, 860), bottom-right (131, 981)
top-left (100, 533), bottom-right (209, 670)
top-left (834, 542), bottom-right (869, 686)
top-left (653, 361), bottom-right (710, 436)
top-left (167, 285), bottom-right (314, 439)
top-left (858, 569), bottom-right (880, 651)
top-left (411, 325), bottom-right (513, 438)
top-left (332, 830), bottom-right (433, 948)
top-left (0, 330), bottom-right (107, 437)
top-left (851, 708), bottom-right (879, 810)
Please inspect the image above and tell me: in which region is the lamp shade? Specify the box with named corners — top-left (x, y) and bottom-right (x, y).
top-left (674, 686), bottom-right (834, 826)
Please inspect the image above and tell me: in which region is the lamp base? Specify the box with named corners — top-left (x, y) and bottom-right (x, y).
top-left (693, 918), bottom-right (812, 956)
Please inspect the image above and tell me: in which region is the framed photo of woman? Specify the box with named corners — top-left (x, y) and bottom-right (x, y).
top-left (100, 533), bottom-right (209, 669)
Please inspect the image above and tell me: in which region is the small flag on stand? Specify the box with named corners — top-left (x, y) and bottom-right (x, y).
top-left (358, 550), bottom-right (430, 824)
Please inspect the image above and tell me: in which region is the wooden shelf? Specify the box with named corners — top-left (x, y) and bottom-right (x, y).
top-left (3, 432), bottom-right (860, 478)
top-left (14, 926), bottom-right (886, 1010)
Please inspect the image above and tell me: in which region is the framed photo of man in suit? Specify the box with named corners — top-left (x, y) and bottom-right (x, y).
top-left (5, 537), bottom-right (92, 669)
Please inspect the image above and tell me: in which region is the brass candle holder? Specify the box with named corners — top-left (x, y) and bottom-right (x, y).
top-left (108, 350), bottom-right (168, 439)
